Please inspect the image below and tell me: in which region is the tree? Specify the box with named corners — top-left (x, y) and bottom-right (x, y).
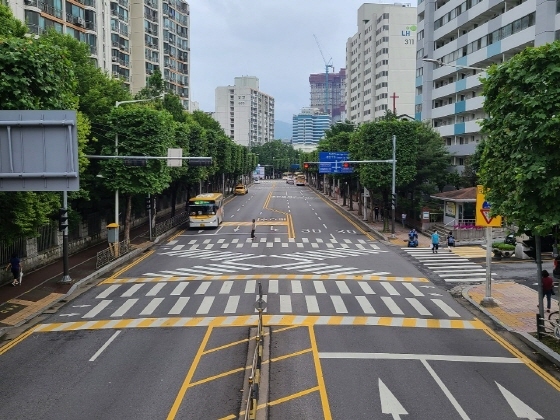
top-left (478, 41), bottom-right (560, 235)
top-left (0, 4), bottom-right (27, 38)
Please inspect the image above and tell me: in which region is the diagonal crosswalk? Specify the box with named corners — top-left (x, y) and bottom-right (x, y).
top-left (402, 247), bottom-right (495, 283)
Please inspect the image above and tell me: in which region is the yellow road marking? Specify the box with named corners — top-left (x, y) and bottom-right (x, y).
top-left (218, 415), bottom-right (237, 420)
top-left (168, 229), bottom-right (184, 242)
top-left (309, 325), bottom-right (332, 419)
top-left (267, 348), bottom-right (312, 363)
top-left (268, 386), bottom-right (320, 407)
top-left (0, 327), bottom-right (36, 355)
top-left (482, 327), bottom-right (560, 391)
top-left (33, 316), bottom-right (484, 332)
top-left (166, 325), bottom-right (214, 420)
top-left (203, 338), bottom-right (249, 355)
top-left (189, 365), bottom-right (247, 388)
top-left (100, 250), bottom-right (155, 284)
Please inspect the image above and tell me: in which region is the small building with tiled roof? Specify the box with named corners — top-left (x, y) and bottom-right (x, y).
top-left (430, 187), bottom-right (477, 228)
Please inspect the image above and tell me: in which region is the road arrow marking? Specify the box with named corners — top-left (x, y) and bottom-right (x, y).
top-left (419, 286), bottom-right (435, 288)
top-left (379, 378), bottom-right (408, 419)
top-left (72, 305), bottom-right (91, 308)
top-left (429, 293), bottom-right (443, 296)
top-left (59, 313), bottom-right (80, 317)
top-left (234, 226), bottom-right (240, 232)
top-left (496, 382), bottom-right (542, 419)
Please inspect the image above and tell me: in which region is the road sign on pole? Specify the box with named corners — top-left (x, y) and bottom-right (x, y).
top-left (318, 152), bottom-right (353, 174)
top-left (475, 185), bottom-right (502, 227)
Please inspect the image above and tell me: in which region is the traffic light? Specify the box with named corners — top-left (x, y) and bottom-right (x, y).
top-left (145, 197), bottom-right (152, 211)
top-left (303, 162), bottom-right (310, 170)
top-left (123, 158), bottom-right (147, 166)
top-left (59, 208), bottom-right (69, 232)
top-left (188, 158), bottom-right (213, 167)
top-left (342, 162), bottom-right (350, 169)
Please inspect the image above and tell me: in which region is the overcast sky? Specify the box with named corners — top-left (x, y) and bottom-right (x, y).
top-left (189, 0), bottom-right (417, 123)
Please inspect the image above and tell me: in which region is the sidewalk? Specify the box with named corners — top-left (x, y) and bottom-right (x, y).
top-left (321, 189), bottom-right (560, 364)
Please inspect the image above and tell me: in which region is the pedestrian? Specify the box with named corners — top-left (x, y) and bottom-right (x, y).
top-left (447, 231), bottom-right (455, 249)
top-left (401, 213), bottom-right (407, 228)
top-left (431, 230), bottom-right (440, 253)
top-left (250, 219), bottom-right (256, 241)
top-left (374, 206), bottom-right (380, 221)
top-left (5, 252), bottom-right (23, 286)
top-left (542, 270), bottom-right (554, 313)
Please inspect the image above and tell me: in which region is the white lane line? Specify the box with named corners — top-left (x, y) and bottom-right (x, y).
top-left (169, 297), bottom-right (190, 314)
top-left (357, 282), bottom-right (375, 295)
top-left (89, 331), bottom-right (121, 362)
top-left (318, 353), bottom-right (521, 363)
top-left (422, 360), bottom-right (470, 420)
top-left (335, 281), bottom-right (351, 294)
top-left (121, 283), bottom-right (144, 297)
top-left (406, 298), bottom-right (432, 316)
top-left (96, 285), bottom-right (120, 299)
top-left (355, 296), bottom-right (376, 314)
top-left (146, 283), bottom-right (166, 296)
top-left (245, 280), bottom-right (256, 294)
top-left (224, 296), bottom-right (240, 314)
top-left (195, 282), bottom-right (211, 294)
top-left (305, 295), bottom-right (320, 313)
top-left (83, 300), bottom-right (112, 318)
top-left (196, 296), bottom-right (215, 315)
top-left (356, 244), bottom-right (366, 250)
top-left (291, 280), bottom-right (303, 293)
top-left (380, 282), bottom-right (399, 296)
top-left (402, 283), bottom-right (424, 296)
top-left (170, 282), bottom-right (189, 296)
top-left (330, 295), bottom-right (348, 313)
top-left (220, 281), bottom-right (233, 294)
top-left (140, 298), bottom-right (164, 315)
top-left (268, 280), bottom-right (279, 294)
top-left (432, 299), bottom-right (461, 317)
top-left (313, 281), bottom-right (327, 294)
top-left (323, 224), bottom-right (327, 229)
top-left (111, 299), bottom-right (138, 317)
top-left (280, 295), bottom-right (292, 313)
top-left (381, 296), bottom-right (404, 315)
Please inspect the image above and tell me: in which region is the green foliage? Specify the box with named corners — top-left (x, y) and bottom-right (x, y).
top-left (479, 41), bottom-right (560, 234)
top-left (492, 242), bottom-right (515, 251)
top-left (0, 4), bottom-right (27, 38)
top-left (252, 140), bottom-right (300, 172)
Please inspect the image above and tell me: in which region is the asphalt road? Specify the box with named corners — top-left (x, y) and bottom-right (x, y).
top-left (1, 180), bottom-right (559, 419)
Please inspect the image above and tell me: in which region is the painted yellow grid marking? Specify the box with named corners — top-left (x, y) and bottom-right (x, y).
top-left (0, 293), bottom-right (65, 326)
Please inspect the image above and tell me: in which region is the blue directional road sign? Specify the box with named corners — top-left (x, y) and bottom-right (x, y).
top-left (319, 151), bottom-right (353, 174)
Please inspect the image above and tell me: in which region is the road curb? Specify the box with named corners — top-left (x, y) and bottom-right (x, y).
top-left (462, 284), bottom-right (560, 366)
top-left (0, 225), bottom-right (183, 339)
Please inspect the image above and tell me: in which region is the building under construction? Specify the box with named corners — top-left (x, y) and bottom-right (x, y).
top-left (309, 68), bottom-right (346, 123)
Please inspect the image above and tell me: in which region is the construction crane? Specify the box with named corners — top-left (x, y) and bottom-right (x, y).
top-left (313, 34), bottom-right (334, 118)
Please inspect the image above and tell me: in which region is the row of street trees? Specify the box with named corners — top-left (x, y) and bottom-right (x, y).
top-left (0, 6), bottom-right (256, 243)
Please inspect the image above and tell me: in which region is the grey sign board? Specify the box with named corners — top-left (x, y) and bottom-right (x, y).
top-left (0, 110), bottom-right (79, 191)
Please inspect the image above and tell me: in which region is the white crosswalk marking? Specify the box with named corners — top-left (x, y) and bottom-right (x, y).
top-left (122, 284), bottom-right (144, 298)
top-left (402, 283), bottom-right (424, 297)
top-left (326, 244), bottom-right (334, 249)
top-left (268, 280), bottom-right (278, 294)
top-left (355, 296), bottom-right (376, 314)
top-left (380, 282), bottom-right (399, 296)
top-left (291, 280), bottom-right (303, 293)
top-left (172, 245), bottom-right (184, 250)
top-left (280, 295), bottom-right (292, 312)
top-left (83, 300), bottom-right (112, 318)
top-left (245, 280), bottom-right (256, 294)
top-left (195, 282), bottom-right (211, 294)
top-left (197, 296), bottom-right (215, 314)
top-left (169, 297), bottom-right (190, 314)
top-left (220, 281), bottom-right (233, 294)
top-left (305, 295), bottom-right (320, 313)
top-left (432, 299), bottom-right (461, 317)
top-left (217, 239), bottom-right (225, 244)
top-left (140, 298), bottom-right (164, 315)
top-left (381, 296), bottom-right (404, 315)
top-left (335, 281), bottom-right (351, 294)
top-left (330, 296), bottom-right (348, 313)
top-left (406, 298), bottom-right (432, 316)
top-left (112, 299), bottom-right (138, 317)
top-left (171, 282), bottom-right (189, 296)
top-left (357, 282), bottom-right (375, 295)
top-left (224, 296), bottom-right (240, 313)
top-left (96, 285), bottom-right (120, 299)
top-left (313, 281), bottom-right (327, 294)
top-left (311, 243), bottom-right (319, 248)
top-left (302, 238), bottom-right (309, 243)
top-left (146, 283), bottom-right (166, 296)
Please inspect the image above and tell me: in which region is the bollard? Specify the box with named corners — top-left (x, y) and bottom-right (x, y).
top-left (536, 313), bottom-right (543, 339)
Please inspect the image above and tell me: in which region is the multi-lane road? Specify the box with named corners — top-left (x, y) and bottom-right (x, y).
top-left (1, 180), bottom-right (559, 419)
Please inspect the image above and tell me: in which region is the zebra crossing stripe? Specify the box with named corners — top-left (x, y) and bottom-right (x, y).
top-left (140, 298), bottom-right (164, 315)
top-left (102, 274), bottom-right (430, 283)
top-left (224, 296), bottom-right (240, 314)
top-left (405, 298), bottom-right (431, 316)
top-left (33, 316), bottom-right (485, 332)
top-left (96, 285), bottom-right (120, 299)
top-left (169, 297), bottom-right (190, 314)
top-left (111, 299), bottom-right (137, 317)
top-left (122, 284), bottom-right (144, 298)
top-left (305, 295), bottom-right (320, 313)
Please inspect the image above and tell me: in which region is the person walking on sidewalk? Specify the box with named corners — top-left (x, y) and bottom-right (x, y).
top-left (542, 270), bottom-right (554, 313)
top-left (250, 219), bottom-right (256, 241)
top-left (374, 206), bottom-right (380, 221)
top-left (431, 231), bottom-right (440, 253)
top-left (5, 252), bottom-right (23, 286)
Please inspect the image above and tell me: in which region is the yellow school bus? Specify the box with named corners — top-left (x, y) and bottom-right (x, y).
top-left (187, 193), bottom-right (224, 228)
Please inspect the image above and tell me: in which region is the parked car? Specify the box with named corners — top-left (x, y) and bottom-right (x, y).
top-left (234, 184), bottom-right (248, 195)
top-left (286, 178), bottom-right (294, 184)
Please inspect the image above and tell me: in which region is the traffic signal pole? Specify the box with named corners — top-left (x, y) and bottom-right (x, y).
top-left (59, 191), bottom-right (71, 284)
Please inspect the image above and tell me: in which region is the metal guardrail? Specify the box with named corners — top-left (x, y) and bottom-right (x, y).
top-left (153, 211), bottom-right (188, 238)
top-left (244, 282), bottom-right (265, 420)
top-left (95, 240), bottom-right (131, 269)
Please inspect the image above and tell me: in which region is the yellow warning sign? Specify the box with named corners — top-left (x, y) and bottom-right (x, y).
top-left (475, 185), bottom-right (502, 227)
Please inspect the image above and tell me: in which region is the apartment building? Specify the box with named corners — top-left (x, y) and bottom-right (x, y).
top-left (416, 0), bottom-right (548, 171)
top-left (214, 76), bottom-right (275, 147)
top-left (309, 68), bottom-right (346, 123)
top-left (8, 0), bottom-right (190, 109)
top-left (346, 3), bottom-right (417, 124)
top-left (292, 107), bottom-right (331, 152)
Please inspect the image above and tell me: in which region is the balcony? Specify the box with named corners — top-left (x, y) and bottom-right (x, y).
top-left (24, 0), bottom-right (39, 7)
top-left (40, 2), bottom-right (63, 19)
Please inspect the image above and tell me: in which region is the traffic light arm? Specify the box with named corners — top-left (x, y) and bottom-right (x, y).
top-left (342, 160), bottom-right (396, 164)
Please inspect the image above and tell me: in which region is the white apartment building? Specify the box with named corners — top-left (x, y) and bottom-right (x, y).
top-left (9, 0), bottom-right (190, 109)
top-left (346, 3), bottom-right (417, 124)
top-left (417, 0), bottom-right (548, 171)
top-left (214, 76), bottom-right (275, 147)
